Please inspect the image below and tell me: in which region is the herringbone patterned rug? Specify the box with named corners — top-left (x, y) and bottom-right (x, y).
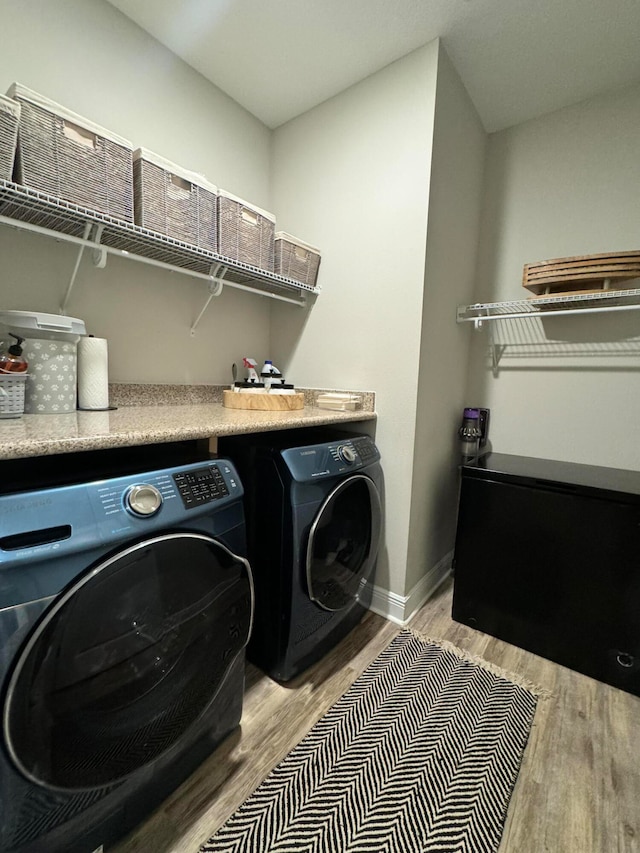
top-left (201, 630), bottom-right (539, 853)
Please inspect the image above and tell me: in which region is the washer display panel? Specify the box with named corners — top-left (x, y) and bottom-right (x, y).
top-left (3, 533), bottom-right (252, 791)
top-left (306, 475), bottom-right (381, 612)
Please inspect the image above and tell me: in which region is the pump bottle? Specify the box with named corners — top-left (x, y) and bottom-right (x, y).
top-left (0, 334), bottom-right (28, 373)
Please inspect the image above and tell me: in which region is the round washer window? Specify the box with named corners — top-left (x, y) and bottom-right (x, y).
top-left (3, 533), bottom-right (252, 791)
top-left (306, 475), bottom-right (381, 612)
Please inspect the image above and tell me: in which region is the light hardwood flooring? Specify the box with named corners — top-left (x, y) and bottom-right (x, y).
top-left (113, 577), bottom-right (640, 853)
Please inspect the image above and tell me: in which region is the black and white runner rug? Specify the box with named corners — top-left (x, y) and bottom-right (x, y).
top-left (200, 630), bottom-right (539, 853)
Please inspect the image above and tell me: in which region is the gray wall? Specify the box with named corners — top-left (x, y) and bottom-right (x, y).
top-left (270, 43), bottom-right (439, 598)
top-left (406, 48), bottom-right (486, 596)
top-left (0, 0), bottom-right (273, 384)
top-left (467, 81), bottom-right (640, 470)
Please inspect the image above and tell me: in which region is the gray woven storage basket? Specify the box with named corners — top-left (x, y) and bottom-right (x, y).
top-left (133, 148), bottom-right (218, 251)
top-left (0, 94), bottom-right (20, 181)
top-left (0, 373), bottom-right (27, 419)
top-left (8, 83), bottom-right (134, 222)
top-left (218, 190), bottom-right (275, 271)
top-left (274, 232), bottom-right (321, 287)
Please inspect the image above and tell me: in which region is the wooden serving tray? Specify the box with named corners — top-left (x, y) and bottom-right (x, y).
top-left (223, 390), bottom-right (304, 411)
top-left (523, 250), bottom-right (640, 296)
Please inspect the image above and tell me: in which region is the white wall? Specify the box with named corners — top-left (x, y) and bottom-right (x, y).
top-left (467, 81), bottom-right (640, 470)
top-left (0, 0), bottom-right (272, 384)
top-left (271, 42), bottom-right (439, 595)
top-left (406, 48), bottom-right (486, 594)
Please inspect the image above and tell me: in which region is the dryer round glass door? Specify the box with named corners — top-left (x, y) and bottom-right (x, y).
top-left (306, 474), bottom-right (382, 612)
top-left (3, 533), bottom-right (253, 791)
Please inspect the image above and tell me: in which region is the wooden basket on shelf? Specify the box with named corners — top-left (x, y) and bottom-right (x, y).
top-left (523, 250), bottom-right (640, 298)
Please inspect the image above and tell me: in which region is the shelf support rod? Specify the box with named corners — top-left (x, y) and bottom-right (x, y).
top-left (221, 278), bottom-right (308, 306)
top-left (190, 265), bottom-right (226, 336)
top-left (60, 221), bottom-right (92, 314)
top-left (91, 224), bottom-right (107, 268)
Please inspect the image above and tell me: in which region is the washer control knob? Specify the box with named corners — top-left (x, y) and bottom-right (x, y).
top-left (338, 444), bottom-right (357, 465)
top-left (125, 484), bottom-right (163, 517)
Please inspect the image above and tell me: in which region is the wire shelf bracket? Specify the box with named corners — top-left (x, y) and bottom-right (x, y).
top-left (190, 265), bottom-right (226, 336)
top-left (487, 321), bottom-right (507, 376)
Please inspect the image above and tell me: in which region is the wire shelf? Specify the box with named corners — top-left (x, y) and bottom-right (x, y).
top-left (458, 287), bottom-right (640, 374)
top-left (0, 180), bottom-right (320, 303)
top-left (457, 287), bottom-right (640, 322)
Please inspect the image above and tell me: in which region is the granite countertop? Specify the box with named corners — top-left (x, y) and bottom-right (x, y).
top-left (0, 385), bottom-right (376, 461)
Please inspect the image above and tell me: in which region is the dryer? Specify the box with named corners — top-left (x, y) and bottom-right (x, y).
top-left (0, 446), bottom-right (253, 853)
top-left (219, 428), bottom-right (383, 682)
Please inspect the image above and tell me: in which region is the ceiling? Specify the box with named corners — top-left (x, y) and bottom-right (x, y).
top-left (106, 0), bottom-right (640, 132)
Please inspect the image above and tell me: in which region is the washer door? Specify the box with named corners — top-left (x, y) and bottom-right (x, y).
top-left (3, 533), bottom-right (253, 791)
top-left (306, 474), bottom-right (382, 612)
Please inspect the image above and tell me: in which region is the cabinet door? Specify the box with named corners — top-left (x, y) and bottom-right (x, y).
top-left (452, 476), bottom-right (640, 696)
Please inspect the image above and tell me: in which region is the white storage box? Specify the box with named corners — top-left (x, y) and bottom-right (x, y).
top-left (0, 373), bottom-right (28, 419)
top-left (8, 83), bottom-right (134, 222)
top-left (217, 189), bottom-right (276, 271)
top-left (0, 311), bottom-right (86, 414)
top-left (0, 94), bottom-right (20, 181)
top-left (133, 148), bottom-right (218, 251)
top-left (316, 392), bottom-right (362, 412)
top-left (274, 232), bottom-right (321, 287)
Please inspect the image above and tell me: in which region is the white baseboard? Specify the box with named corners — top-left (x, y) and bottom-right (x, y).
top-left (369, 551), bottom-right (453, 626)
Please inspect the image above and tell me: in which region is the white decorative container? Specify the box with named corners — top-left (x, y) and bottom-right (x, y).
top-left (0, 311), bottom-right (86, 414)
top-left (22, 339), bottom-right (77, 413)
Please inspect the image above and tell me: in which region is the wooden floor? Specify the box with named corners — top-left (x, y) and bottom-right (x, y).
top-left (113, 577), bottom-right (640, 852)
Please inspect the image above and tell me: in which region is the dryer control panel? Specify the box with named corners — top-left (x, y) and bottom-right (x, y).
top-left (282, 435), bottom-right (380, 482)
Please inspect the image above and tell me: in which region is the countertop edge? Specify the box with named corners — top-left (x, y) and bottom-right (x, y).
top-left (0, 403), bottom-right (377, 461)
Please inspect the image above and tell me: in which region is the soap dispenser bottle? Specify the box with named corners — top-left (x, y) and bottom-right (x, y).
top-left (0, 334), bottom-right (28, 373)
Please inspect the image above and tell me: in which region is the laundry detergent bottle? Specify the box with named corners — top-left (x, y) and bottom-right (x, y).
top-left (0, 334), bottom-right (28, 373)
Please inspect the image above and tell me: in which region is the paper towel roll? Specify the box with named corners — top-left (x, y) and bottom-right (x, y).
top-left (77, 336), bottom-right (109, 410)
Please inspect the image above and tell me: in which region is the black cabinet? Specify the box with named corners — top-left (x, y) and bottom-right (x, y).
top-left (451, 453), bottom-right (640, 696)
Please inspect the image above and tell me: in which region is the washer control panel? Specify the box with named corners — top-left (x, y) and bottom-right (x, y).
top-left (0, 460), bottom-right (243, 577)
top-left (173, 465), bottom-right (230, 509)
top-left (125, 483), bottom-right (163, 517)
